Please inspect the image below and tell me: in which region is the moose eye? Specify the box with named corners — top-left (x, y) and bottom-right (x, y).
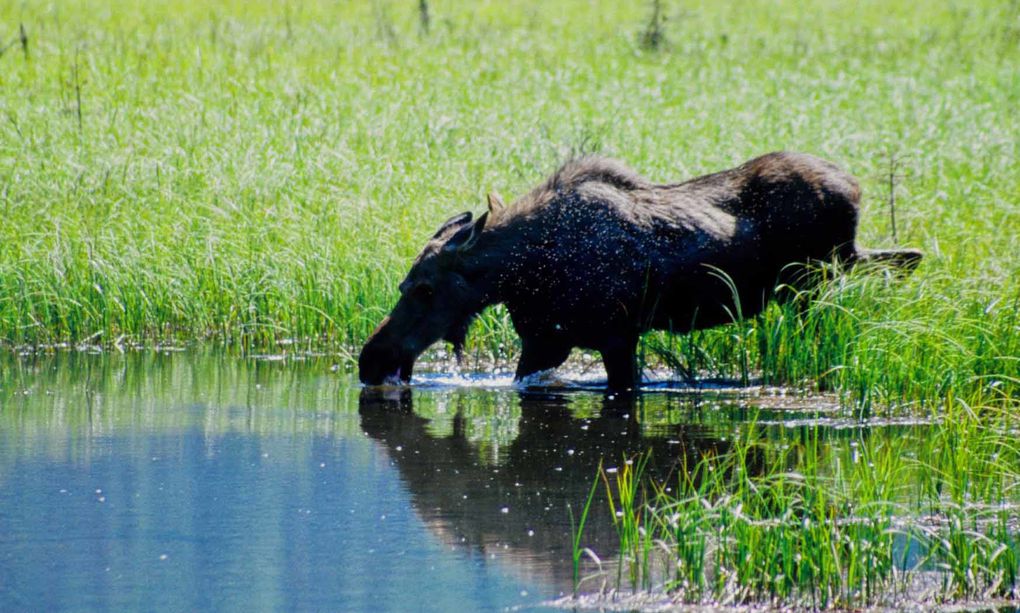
top-left (412, 283), bottom-right (435, 300)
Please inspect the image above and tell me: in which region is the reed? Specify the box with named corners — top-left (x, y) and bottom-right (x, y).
top-left (590, 403), bottom-right (1020, 607)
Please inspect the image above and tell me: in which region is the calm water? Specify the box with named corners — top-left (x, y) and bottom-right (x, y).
top-left (0, 352), bottom-right (927, 612)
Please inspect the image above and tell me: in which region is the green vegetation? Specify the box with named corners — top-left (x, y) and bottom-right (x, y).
top-left (1, 1), bottom-right (1018, 608)
top-left (585, 399), bottom-right (1020, 608)
top-left (569, 460), bottom-right (603, 598)
top-left (1, 0), bottom-right (1017, 408)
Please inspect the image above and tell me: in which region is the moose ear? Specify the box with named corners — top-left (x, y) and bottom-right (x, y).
top-left (433, 211), bottom-right (473, 239)
top-left (486, 191), bottom-right (506, 214)
top-left (444, 211), bottom-right (488, 253)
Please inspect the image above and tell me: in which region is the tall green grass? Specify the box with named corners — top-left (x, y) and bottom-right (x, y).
top-left (1, 0), bottom-right (1018, 406)
top-left (646, 266), bottom-right (1020, 410)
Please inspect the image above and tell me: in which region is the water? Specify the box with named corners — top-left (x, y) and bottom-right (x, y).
top-left (0, 352), bottom-right (948, 611)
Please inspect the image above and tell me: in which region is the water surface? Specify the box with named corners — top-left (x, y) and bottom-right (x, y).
top-left (0, 352), bottom-right (927, 611)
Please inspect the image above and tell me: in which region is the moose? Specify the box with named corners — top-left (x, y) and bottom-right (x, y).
top-left (359, 152), bottom-right (922, 390)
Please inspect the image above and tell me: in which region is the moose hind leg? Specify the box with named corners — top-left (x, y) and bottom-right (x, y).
top-left (601, 335), bottom-right (640, 391)
top-left (515, 337), bottom-right (572, 381)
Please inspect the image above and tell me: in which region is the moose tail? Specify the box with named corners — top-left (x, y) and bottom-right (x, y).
top-left (851, 248), bottom-right (924, 272)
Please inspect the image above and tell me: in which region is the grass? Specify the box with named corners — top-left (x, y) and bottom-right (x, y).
top-left (583, 400), bottom-right (1020, 608)
top-left (0, 0), bottom-right (1017, 409)
top-left (569, 460), bottom-right (604, 598)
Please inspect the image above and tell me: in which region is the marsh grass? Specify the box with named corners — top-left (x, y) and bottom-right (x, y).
top-left (585, 402), bottom-right (1020, 608)
top-left (644, 264), bottom-right (1020, 411)
top-left (569, 462), bottom-right (604, 598)
top-left (3, 0), bottom-right (1015, 411)
top-left (603, 452), bottom-right (655, 593)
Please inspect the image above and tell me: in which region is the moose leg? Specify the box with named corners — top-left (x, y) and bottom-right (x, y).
top-left (601, 335), bottom-right (640, 391)
top-left (515, 337), bottom-right (572, 381)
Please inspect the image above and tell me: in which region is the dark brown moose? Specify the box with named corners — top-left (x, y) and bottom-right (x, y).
top-left (359, 152), bottom-right (922, 390)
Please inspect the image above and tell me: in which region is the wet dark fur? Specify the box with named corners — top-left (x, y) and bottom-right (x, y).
top-left (359, 152), bottom-right (922, 390)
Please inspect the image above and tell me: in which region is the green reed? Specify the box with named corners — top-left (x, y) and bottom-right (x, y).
top-left (587, 401), bottom-right (1020, 608)
top-left (1, 1), bottom-right (1017, 406)
top-left (602, 452), bottom-right (655, 593)
top-left (569, 463), bottom-right (603, 598)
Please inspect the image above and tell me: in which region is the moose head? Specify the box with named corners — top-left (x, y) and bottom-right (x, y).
top-left (358, 195), bottom-right (506, 385)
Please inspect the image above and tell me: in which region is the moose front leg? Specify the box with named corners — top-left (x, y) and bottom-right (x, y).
top-left (514, 337), bottom-right (572, 382)
top-left (601, 335), bottom-right (640, 391)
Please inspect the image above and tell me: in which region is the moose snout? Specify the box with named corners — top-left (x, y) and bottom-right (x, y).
top-left (358, 340), bottom-right (400, 385)
top-left (358, 330), bottom-right (418, 385)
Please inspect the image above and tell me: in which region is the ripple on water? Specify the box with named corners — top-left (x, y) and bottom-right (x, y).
top-left (408, 365), bottom-right (831, 400)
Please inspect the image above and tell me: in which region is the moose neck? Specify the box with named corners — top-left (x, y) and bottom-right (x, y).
top-left (455, 219), bottom-right (542, 314)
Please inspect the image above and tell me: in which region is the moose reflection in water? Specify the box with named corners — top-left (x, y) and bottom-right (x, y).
top-left (357, 387), bottom-right (749, 593)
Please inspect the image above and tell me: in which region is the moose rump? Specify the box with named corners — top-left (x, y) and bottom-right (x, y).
top-left (359, 152), bottom-right (921, 390)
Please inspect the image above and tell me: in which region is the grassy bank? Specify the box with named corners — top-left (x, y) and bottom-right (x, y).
top-left (1, 0), bottom-right (1018, 405)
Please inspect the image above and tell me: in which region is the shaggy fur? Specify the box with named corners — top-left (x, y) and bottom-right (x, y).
top-left (359, 152), bottom-right (921, 390)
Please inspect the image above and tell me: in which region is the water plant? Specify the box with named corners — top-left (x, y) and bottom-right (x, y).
top-left (569, 461), bottom-right (604, 598)
top-left (602, 452), bottom-right (654, 593)
top-left (584, 402), bottom-right (1020, 608)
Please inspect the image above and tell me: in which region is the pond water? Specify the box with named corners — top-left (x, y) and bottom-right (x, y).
top-left (0, 352), bottom-right (935, 611)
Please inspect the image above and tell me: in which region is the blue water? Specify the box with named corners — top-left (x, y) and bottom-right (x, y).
top-left (0, 352), bottom-right (935, 612)
top-left (0, 422), bottom-right (557, 612)
top-left (0, 355), bottom-right (570, 612)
